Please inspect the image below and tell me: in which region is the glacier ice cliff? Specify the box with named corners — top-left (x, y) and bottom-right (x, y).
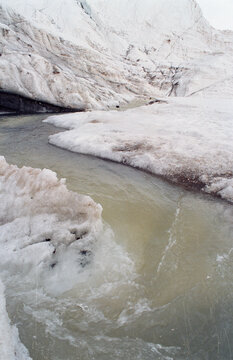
top-left (0, 0), bottom-right (233, 110)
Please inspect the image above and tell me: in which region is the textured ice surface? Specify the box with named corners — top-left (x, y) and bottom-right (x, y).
top-left (0, 156), bottom-right (102, 292)
top-left (0, 0), bottom-right (233, 108)
top-left (45, 97), bottom-right (233, 202)
top-left (0, 280), bottom-right (32, 360)
top-left (0, 156), bottom-right (102, 357)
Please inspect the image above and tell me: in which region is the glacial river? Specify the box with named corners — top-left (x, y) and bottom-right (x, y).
top-left (0, 114), bottom-right (233, 360)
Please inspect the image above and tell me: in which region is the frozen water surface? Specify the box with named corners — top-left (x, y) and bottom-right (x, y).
top-left (0, 114), bottom-right (233, 359)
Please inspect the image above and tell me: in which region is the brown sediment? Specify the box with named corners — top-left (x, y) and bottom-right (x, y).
top-left (90, 120), bottom-right (101, 124)
top-left (48, 142), bottom-right (233, 204)
top-left (167, 172), bottom-right (206, 191)
top-left (112, 142), bottom-right (153, 153)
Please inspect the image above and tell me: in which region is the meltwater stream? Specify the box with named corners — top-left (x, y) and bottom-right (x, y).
top-left (0, 114), bottom-right (233, 360)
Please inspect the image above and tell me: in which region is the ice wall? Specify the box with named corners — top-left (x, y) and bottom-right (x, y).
top-left (0, 0), bottom-right (232, 109)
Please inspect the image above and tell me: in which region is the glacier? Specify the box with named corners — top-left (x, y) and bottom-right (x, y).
top-left (0, 1), bottom-right (233, 355)
top-left (0, 0), bottom-right (232, 197)
top-left (0, 0), bottom-right (233, 109)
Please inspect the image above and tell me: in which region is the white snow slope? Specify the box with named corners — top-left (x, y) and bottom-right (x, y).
top-left (45, 97), bottom-right (233, 203)
top-left (0, 0), bottom-right (233, 109)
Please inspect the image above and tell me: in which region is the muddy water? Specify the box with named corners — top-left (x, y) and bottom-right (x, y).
top-left (0, 114), bottom-right (233, 360)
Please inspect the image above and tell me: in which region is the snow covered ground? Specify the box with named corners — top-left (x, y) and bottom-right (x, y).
top-left (0, 0), bottom-right (233, 109)
top-left (45, 97), bottom-right (233, 203)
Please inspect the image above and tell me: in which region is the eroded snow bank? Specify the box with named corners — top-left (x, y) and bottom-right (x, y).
top-left (45, 97), bottom-right (233, 203)
top-left (0, 280), bottom-right (32, 360)
top-left (0, 156), bottom-right (102, 293)
top-left (0, 157), bottom-right (103, 357)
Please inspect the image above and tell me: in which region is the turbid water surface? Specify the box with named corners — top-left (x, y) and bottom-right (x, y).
top-left (0, 114), bottom-right (232, 360)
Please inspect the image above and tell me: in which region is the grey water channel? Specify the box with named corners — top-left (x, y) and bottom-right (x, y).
top-left (0, 114), bottom-right (233, 360)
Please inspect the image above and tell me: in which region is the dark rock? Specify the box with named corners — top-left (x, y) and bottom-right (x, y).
top-left (50, 262), bottom-right (57, 269)
top-left (147, 99), bottom-right (168, 105)
top-left (80, 250), bottom-right (91, 256)
top-left (0, 91), bottom-right (84, 114)
top-left (80, 249), bottom-right (92, 268)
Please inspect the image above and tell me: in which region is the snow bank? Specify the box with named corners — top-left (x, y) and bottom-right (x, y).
top-left (0, 157), bottom-right (102, 292)
top-left (0, 280), bottom-right (32, 360)
top-left (0, 0), bottom-right (233, 109)
top-left (45, 97), bottom-right (233, 203)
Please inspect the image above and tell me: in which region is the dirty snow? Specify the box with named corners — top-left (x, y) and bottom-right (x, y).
top-left (0, 156), bottom-right (103, 294)
top-left (45, 97), bottom-right (233, 202)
